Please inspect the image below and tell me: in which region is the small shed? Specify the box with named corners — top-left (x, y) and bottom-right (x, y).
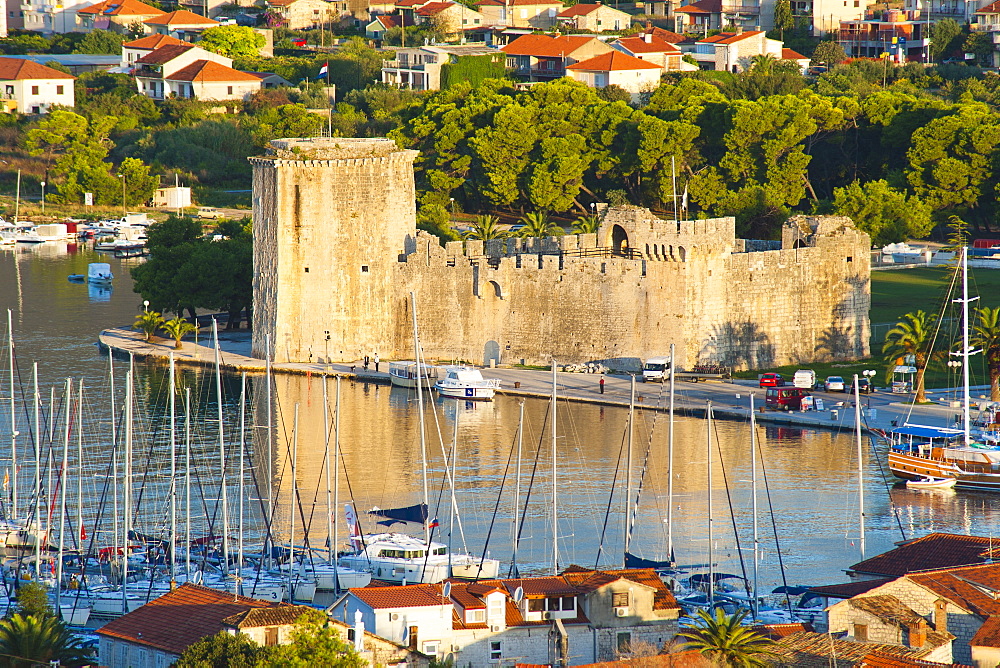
top-left (153, 186), bottom-right (192, 209)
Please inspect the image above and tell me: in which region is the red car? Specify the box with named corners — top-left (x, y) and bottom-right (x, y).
top-left (759, 373), bottom-right (785, 388)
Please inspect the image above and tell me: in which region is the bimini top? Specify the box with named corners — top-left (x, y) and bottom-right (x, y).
top-left (892, 424), bottom-right (964, 439)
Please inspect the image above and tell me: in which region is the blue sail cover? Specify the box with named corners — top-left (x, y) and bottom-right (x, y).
top-left (625, 551), bottom-right (674, 570)
top-left (369, 503), bottom-right (428, 526)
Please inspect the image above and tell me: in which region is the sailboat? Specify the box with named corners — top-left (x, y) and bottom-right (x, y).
top-left (885, 247), bottom-right (1000, 491)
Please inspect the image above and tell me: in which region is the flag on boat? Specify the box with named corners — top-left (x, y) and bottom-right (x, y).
top-left (80, 524), bottom-right (86, 541)
top-left (428, 517), bottom-right (439, 529)
top-left (2, 469), bottom-right (7, 491)
top-left (317, 62), bottom-right (329, 78)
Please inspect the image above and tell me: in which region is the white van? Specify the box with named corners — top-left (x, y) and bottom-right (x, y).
top-left (642, 356), bottom-right (671, 382)
top-left (793, 369), bottom-right (816, 389)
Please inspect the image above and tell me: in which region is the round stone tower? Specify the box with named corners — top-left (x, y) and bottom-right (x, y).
top-left (251, 138), bottom-right (418, 363)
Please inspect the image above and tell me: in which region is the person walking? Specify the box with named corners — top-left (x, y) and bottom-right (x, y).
top-left (599, 375), bottom-right (605, 395)
top-left (374, 352), bottom-right (380, 373)
top-left (363, 355), bottom-right (370, 370)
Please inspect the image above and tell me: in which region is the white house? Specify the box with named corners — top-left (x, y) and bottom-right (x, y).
top-left (0, 58), bottom-right (75, 114)
top-left (566, 50), bottom-right (663, 100)
top-left (611, 33), bottom-right (685, 70)
top-left (132, 43), bottom-right (260, 101)
top-left (685, 29), bottom-right (783, 72)
top-left (120, 33), bottom-right (188, 68)
top-left (143, 9), bottom-right (220, 40)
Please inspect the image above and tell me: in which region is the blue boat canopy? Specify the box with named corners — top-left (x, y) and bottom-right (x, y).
top-left (891, 425), bottom-right (963, 439)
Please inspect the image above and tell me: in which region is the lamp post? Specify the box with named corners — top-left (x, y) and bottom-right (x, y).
top-left (862, 369), bottom-right (876, 409)
top-left (39, 181), bottom-right (45, 215)
top-left (117, 173), bottom-right (126, 219)
top-left (143, 300), bottom-right (149, 314)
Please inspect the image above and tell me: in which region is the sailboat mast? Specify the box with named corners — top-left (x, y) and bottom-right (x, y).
top-left (512, 400), bottom-right (523, 574)
top-left (265, 334), bottom-right (273, 569)
top-left (76, 380), bottom-right (83, 556)
top-left (707, 400), bottom-right (713, 607)
top-left (169, 354), bottom-right (176, 576)
top-left (56, 377), bottom-right (70, 615)
top-left (333, 376), bottom-right (341, 587)
top-left (552, 360), bottom-right (558, 576)
top-left (667, 343), bottom-right (675, 561)
top-left (750, 394), bottom-right (758, 618)
top-left (123, 358), bottom-right (132, 609)
top-left (238, 372), bottom-right (246, 571)
top-left (185, 388), bottom-right (191, 579)
top-left (853, 374), bottom-right (865, 560)
top-left (7, 309), bottom-right (16, 521)
top-left (108, 351), bottom-right (118, 571)
top-left (32, 362), bottom-right (40, 577)
top-left (624, 375), bottom-right (634, 564)
top-left (410, 292), bottom-right (430, 546)
top-left (212, 320), bottom-right (229, 575)
top-left (962, 246), bottom-right (973, 442)
top-left (323, 376), bottom-right (332, 564)
top-left (289, 403), bottom-right (299, 599)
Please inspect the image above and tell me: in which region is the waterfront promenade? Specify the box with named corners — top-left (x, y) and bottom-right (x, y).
top-left (99, 327), bottom-right (975, 436)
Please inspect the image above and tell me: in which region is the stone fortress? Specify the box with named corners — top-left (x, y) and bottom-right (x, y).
top-left (250, 137), bottom-right (871, 370)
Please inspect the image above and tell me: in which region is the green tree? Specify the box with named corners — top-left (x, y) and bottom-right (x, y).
top-left (117, 157), bottom-right (159, 207)
top-left (240, 103), bottom-right (325, 149)
top-left (13, 582), bottom-right (52, 619)
top-left (176, 630), bottom-right (266, 667)
top-left (596, 84), bottom-right (631, 104)
top-left (0, 614), bottom-right (89, 668)
top-left (773, 0), bottom-right (793, 37)
top-left (812, 41), bottom-right (846, 67)
top-left (133, 310), bottom-right (165, 342)
top-left (882, 310), bottom-right (938, 403)
top-left (518, 211), bottom-right (563, 238)
top-left (264, 614), bottom-right (364, 666)
top-left (526, 134), bottom-right (590, 213)
top-left (464, 214), bottom-right (507, 240)
top-left (131, 217), bottom-right (205, 316)
top-left (929, 18), bottom-right (962, 62)
top-left (572, 214), bottom-right (599, 234)
top-left (25, 110), bottom-right (119, 204)
top-left (161, 317), bottom-right (198, 349)
top-left (470, 102), bottom-right (537, 208)
top-left (832, 179), bottom-right (933, 246)
top-left (973, 306), bottom-right (1000, 401)
top-left (198, 25), bottom-right (265, 60)
top-left (72, 29), bottom-right (124, 55)
top-left (964, 32), bottom-right (993, 66)
top-left (678, 609), bottom-right (776, 667)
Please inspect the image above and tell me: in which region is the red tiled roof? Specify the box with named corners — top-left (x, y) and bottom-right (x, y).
top-left (135, 43), bottom-right (195, 65)
top-left (907, 563), bottom-right (1000, 617)
top-left (395, 0), bottom-right (426, 7)
top-left (351, 583), bottom-right (450, 609)
top-left (614, 35), bottom-right (681, 54)
top-left (221, 607), bottom-right (307, 628)
top-left (144, 9), bottom-right (219, 25)
top-left (77, 0), bottom-right (163, 15)
top-left (501, 33), bottom-right (606, 57)
top-left (849, 533), bottom-right (998, 578)
top-left (506, 575), bottom-right (580, 597)
top-left (782, 47), bottom-right (807, 60)
top-left (975, 0), bottom-right (1000, 12)
top-left (562, 566), bottom-right (681, 610)
top-left (972, 615), bottom-right (1000, 648)
top-left (860, 655), bottom-right (974, 668)
top-left (373, 14), bottom-right (413, 28)
top-left (510, 0), bottom-right (564, 5)
top-left (808, 579), bottom-right (893, 599)
top-left (96, 583), bottom-right (298, 656)
top-left (0, 58), bottom-right (75, 80)
top-left (773, 631), bottom-right (935, 664)
top-left (752, 623), bottom-right (815, 640)
top-left (415, 1), bottom-right (455, 15)
top-left (712, 29), bottom-right (763, 44)
top-left (557, 2), bottom-right (603, 16)
top-left (566, 50), bottom-right (662, 71)
top-left (676, 0), bottom-right (721, 12)
top-left (641, 26), bottom-right (686, 42)
top-left (166, 60), bottom-right (264, 82)
top-left (123, 33), bottom-right (186, 49)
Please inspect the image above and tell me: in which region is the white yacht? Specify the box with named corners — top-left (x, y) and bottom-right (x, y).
top-left (339, 532), bottom-right (500, 584)
top-left (389, 361), bottom-right (438, 388)
top-left (434, 366), bottom-right (501, 400)
top-left (87, 263), bottom-right (113, 285)
top-left (14, 225), bottom-right (44, 244)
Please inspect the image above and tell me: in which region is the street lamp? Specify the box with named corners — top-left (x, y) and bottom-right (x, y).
top-left (117, 173), bottom-right (126, 219)
top-left (862, 369), bottom-right (876, 407)
top-left (143, 300), bottom-right (149, 314)
top-left (39, 181), bottom-right (45, 215)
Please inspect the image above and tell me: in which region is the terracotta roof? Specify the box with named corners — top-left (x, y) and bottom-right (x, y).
top-left (96, 583), bottom-right (296, 656)
top-left (395, 0), bottom-right (426, 7)
top-left (848, 533), bottom-right (998, 578)
top-left (506, 575), bottom-right (580, 597)
top-left (566, 50), bottom-right (662, 71)
top-left (850, 595), bottom-right (927, 627)
top-left (123, 34), bottom-right (186, 50)
top-left (907, 563), bottom-right (1000, 617)
top-left (808, 579), bottom-right (893, 599)
top-left (509, 0), bottom-right (564, 5)
top-left (752, 623), bottom-right (815, 639)
top-left (144, 9), bottom-right (220, 25)
top-left (501, 33), bottom-right (606, 57)
top-left (676, 0), bottom-right (721, 13)
top-left (0, 58), bottom-right (75, 81)
top-left (77, 0), bottom-right (163, 15)
top-left (697, 30), bottom-right (762, 44)
top-left (221, 606), bottom-right (307, 629)
top-left (448, 583), bottom-right (487, 610)
top-left (975, 0), bottom-right (1000, 12)
top-left (373, 14), bottom-right (413, 28)
top-left (614, 35), bottom-right (681, 54)
top-left (562, 566), bottom-right (681, 610)
top-left (135, 43), bottom-right (195, 65)
top-left (972, 615), bottom-right (1000, 648)
top-left (557, 2), bottom-right (604, 16)
top-left (859, 655), bottom-right (974, 668)
top-left (415, 1), bottom-right (455, 15)
top-left (782, 47), bottom-right (808, 60)
top-left (773, 631), bottom-right (934, 666)
top-left (351, 583), bottom-right (450, 609)
top-left (641, 26), bottom-right (685, 42)
top-left (165, 60), bottom-right (266, 82)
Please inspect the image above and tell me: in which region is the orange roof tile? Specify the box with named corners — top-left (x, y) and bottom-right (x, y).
top-left (221, 607), bottom-right (307, 629)
top-left (123, 33), bottom-right (187, 49)
top-left (396, 0), bottom-right (426, 7)
top-left (849, 533), bottom-right (998, 578)
top-left (752, 623), bottom-right (815, 640)
top-left (975, 0), bottom-right (1000, 12)
top-left (859, 655), bottom-right (973, 668)
top-left (773, 631), bottom-right (935, 665)
top-left (165, 60), bottom-right (263, 82)
top-left (96, 583), bottom-right (298, 656)
top-left (351, 583), bottom-right (450, 609)
top-left (614, 34), bottom-right (681, 54)
top-left (808, 579), bottom-right (893, 599)
top-left (77, 0), bottom-right (164, 15)
top-left (0, 58), bottom-right (75, 80)
top-left (566, 50), bottom-right (662, 71)
top-left (562, 566), bottom-right (681, 610)
top-left (907, 563), bottom-right (1000, 617)
top-left (972, 615), bottom-right (1000, 648)
top-left (712, 29), bottom-right (763, 44)
top-left (135, 43), bottom-right (195, 65)
top-left (505, 575), bottom-right (580, 597)
top-left (782, 47), bottom-right (807, 60)
top-left (641, 26), bottom-right (686, 42)
top-left (509, 0), bottom-right (564, 5)
top-left (676, 0), bottom-right (721, 12)
top-left (415, 1), bottom-right (455, 15)
top-left (557, 2), bottom-right (603, 16)
top-left (144, 9), bottom-right (220, 25)
top-left (501, 33), bottom-right (606, 57)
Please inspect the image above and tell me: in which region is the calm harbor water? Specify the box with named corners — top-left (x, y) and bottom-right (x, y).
top-left (1, 242), bottom-right (999, 593)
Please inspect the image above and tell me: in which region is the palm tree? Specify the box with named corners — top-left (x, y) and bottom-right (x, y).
top-left (518, 212), bottom-right (564, 238)
top-left (572, 214), bottom-right (599, 235)
top-left (162, 316), bottom-right (198, 350)
top-left (133, 310), bottom-right (165, 342)
top-left (973, 306), bottom-right (1000, 401)
top-left (0, 614), bottom-right (89, 667)
top-left (882, 310), bottom-right (938, 403)
top-left (678, 608), bottom-right (775, 667)
top-left (749, 53), bottom-right (777, 73)
top-left (463, 214), bottom-right (507, 241)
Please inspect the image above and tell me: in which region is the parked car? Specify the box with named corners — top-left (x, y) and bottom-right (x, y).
top-left (824, 376), bottom-right (846, 392)
top-left (759, 373), bottom-right (784, 388)
top-left (851, 377), bottom-right (874, 394)
top-left (765, 387), bottom-right (810, 411)
top-left (197, 206), bottom-right (224, 220)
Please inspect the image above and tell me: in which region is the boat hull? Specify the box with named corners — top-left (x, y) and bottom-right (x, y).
top-left (889, 450), bottom-right (1000, 491)
top-left (435, 385), bottom-right (496, 400)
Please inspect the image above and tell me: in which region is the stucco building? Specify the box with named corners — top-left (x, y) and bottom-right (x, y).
top-left (557, 1), bottom-right (633, 31)
top-left (250, 137), bottom-right (871, 369)
top-left (475, 0), bottom-right (563, 27)
top-left (565, 50), bottom-right (663, 100)
top-left (76, 0), bottom-right (164, 32)
top-left (0, 58), bottom-right (74, 113)
top-left (382, 44), bottom-right (501, 90)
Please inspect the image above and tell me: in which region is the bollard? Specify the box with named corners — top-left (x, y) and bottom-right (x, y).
top-left (514, 381), bottom-right (521, 389)
top-left (831, 409), bottom-right (839, 420)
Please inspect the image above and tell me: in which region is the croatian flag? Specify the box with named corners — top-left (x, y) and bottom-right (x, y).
top-left (428, 517), bottom-right (440, 529)
top-left (317, 62), bottom-right (329, 78)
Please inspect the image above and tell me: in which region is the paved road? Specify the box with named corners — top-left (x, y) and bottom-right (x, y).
top-left (98, 327), bottom-right (974, 435)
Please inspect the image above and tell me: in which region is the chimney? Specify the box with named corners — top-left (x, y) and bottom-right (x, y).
top-left (644, 32), bottom-right (653, 42)
top-left (934, 600), bottom-right (948, 635)
top-left (908, 619), bottom-right (928, 649)
top-left (735, 24), bottom-right (743, 34)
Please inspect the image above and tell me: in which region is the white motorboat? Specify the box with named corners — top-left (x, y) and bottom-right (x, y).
top-left (14, 225), bottom-right (44, 244)
top-left (339, 532), bottom-right (500, 584)
top-left (434, 366), bottom-right (501, 400)
top-left (905, 476), bottom-right (957, 490)
top-left (389, 361), bottom-right (438, 388)
top-left (87, 263), bottom-right (113, 285)
top-left (0, 219), bottom-right (15, 245)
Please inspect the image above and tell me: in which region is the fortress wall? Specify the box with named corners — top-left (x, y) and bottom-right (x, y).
top-left (251, 160), bottom-right (280, 360)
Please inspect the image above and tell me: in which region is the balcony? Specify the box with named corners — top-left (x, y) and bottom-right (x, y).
top-left (723, 4), bottom-right (760, 14)
top-left (971, 21), bottom-right (1000, 32)
top-left (528, 67), bottom-right (564, 77)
